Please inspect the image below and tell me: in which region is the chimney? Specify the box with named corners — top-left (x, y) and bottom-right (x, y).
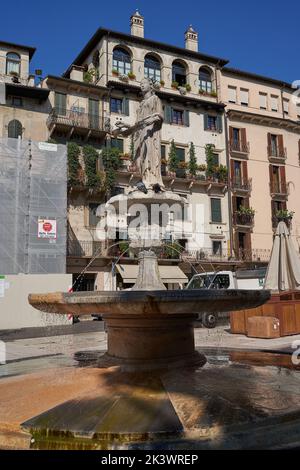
top-left (130, 10), bottom-right (144, 37)
top-left (185, 25), bottom-right (198, 52)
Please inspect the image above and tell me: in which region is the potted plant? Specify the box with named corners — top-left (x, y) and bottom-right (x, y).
top-left (120, 153), bottom-right (130, 161)
top-left (199, 88), bottom-right (206, 95)
top-left (198, 163), bottom-right (207, 172)
top-left (214, 164), bottom-right (228, 182)
top-left (276, 209), bottom-right (294, 228)
top-left (127, 72), bottom-right (136, 80)
top-left (160, 79), bottom-right (165, 87)
top-left (210, 90), bottom-right (217, 97)
top-left (171, 81), bottom-right (179, 90)
top-left (185, 84), bottom-right (191, 92)
top-left (236, 206), bottom-right (255, 225)
top-left (112, 68), bottom-right (119, 76)
top-left (119, 74), bottom-right (129, 82)
top-left (9, 70), bottom-right (19, 78)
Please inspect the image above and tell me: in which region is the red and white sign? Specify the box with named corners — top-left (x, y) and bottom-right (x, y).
top-left (38, 218), bottom-right (57, 239)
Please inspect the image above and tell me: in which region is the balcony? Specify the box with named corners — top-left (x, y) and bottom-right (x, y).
top-left (67, 239), bottom-right (105, 257)
top-left (47, 108), bottom-right (107, 140)
top-left (231, 177), bottom-right (252, 194)
top-left (269, 181), bottom-right (288, 199)
top-left (268, 145), bottom-right (287, 163)
top-left (233, 211), bottom-right (254, 227)
top-left (229, 139), bottom-right (250, 156)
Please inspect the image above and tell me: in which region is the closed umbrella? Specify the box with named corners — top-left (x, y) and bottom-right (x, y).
top-left (264, 221), bottom-right (300, 291)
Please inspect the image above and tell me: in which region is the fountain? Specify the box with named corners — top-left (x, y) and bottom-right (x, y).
top-left (22, 78), bottom-right (277, 449)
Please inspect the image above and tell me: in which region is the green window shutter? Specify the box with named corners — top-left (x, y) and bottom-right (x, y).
top-left (54, 93), bottom-right (66, 116)
top-left (88, 99), bottom-right (99, 128)
top-left (122, 98), bottom-right (129, 116)
top-left (161, 145), bottom-right (166, 159)
top-left (176, 147), bottom-right (185, 162)
top-left (111, 138), bottom-right (124, 152)
top-left (183, 110), bottom-right (190, 127)
top-left (216, 115), bottom-right (223, 133)
top-left (211, 198), bottom-right (222, 223)
top-left (204, 113), bottom-right (209, 130)
top-left (164, 105), bottom-right (172, 124)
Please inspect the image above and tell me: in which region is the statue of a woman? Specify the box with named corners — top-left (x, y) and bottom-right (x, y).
top-left (112, 78), bottom-right (164, 189)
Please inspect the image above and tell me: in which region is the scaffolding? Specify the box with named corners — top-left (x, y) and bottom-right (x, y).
top-left (0, 138), bottom-right (67, 274)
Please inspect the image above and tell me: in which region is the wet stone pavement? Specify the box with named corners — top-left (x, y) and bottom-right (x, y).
top-left (1, 321), bottom-right (300, 450)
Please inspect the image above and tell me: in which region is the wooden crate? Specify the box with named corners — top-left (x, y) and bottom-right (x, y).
top-left (247, 316), bottom-right (280, 339)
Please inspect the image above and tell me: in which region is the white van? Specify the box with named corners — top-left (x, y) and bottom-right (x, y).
top-left (186, 268), bottom-right (266, 328)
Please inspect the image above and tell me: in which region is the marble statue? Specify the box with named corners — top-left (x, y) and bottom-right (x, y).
top-left (112, 78), bottom-right (164, 189)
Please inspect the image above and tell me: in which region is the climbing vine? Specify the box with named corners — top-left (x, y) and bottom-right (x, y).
top-left (82, 145), bottom-right (102, 190)
top-left (101, 147), bottom-right (122, 192)
top-left (67, 142), bottom-right (81, 187)
top-left (168, 139), bottom-right (179, 172)
top-left (188, 142), bottom-right (197, 177)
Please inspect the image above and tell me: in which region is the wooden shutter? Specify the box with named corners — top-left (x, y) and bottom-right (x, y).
top-left (244, 197), bottom-right (250, 209)
top-left (278, 134), bottom-right (284, 156)
top-left (267, 133), bottom-right (272, 155)
top-left (204, 113), bottom-right (209, 130)
top-left (122, 98), bottom-right (129, 116)
top-left (241, 128), bottom-right (247, 146)
top-left (216, 115), bottom-right (223, 133)
top-left (269, 164), bottom-right (273, 186)
top-left (54, 92), bottom-right (66, 115)
top-left (242, 161), bottom-right (248, 184)
top-left (230, 159), bottom-right (235, 179)
top-left (280, 165), bottom-right (286, 193)
top-left (211, 198), bottom-right (222, 223)
top-left (183, 110), bottom-right (190, 127)
top-left (232, 196), bottom-right (237, 213)
top-left (164, 105), bottom-right (172, 124)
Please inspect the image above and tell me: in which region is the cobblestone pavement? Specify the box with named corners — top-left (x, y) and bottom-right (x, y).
top-left (1, 321), bottom-right (299, 367)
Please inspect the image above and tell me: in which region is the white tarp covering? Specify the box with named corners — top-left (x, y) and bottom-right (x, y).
top-left (264, 221), bottom-right (300, 291)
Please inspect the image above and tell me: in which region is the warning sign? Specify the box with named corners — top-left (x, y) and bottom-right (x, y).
top-left (38, 219), bottom-right (57, 239)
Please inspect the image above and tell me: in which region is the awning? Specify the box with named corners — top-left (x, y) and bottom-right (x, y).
top-left (116, 264), bottom-right (188, 284)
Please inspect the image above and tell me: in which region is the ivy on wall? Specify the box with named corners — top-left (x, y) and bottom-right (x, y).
top-left (188, 142), bottom-right (197, 177)
top-left (168, 139), bottom-right (179, 172)
top-left (82, 145), bottom-right (102, 190)
top-left (67, 142), bottom-right (81, 187)
top-left (101, 147), bottom-right (123, 192)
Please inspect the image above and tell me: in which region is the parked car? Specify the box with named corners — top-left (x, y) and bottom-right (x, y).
top-left (186, 268), bottom-right (266, 328)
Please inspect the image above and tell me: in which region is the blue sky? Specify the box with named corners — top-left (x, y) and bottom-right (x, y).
top-left (2, 0), bottom-right (299, 83)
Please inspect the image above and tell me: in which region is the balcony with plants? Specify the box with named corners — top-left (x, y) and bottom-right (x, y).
top-left (233, 206), bottom-right (255, 227)
top-left (272, 209), bottom-right (294, 230)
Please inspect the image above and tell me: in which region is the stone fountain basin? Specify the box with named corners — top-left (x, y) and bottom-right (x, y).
top-left (28, 289), bottom-right (270, 316)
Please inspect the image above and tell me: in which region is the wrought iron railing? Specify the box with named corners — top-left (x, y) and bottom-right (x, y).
top-left (267, 145), bottom-right (287, 160)
top-left (231, 178), bottom-right (252, 192)
top-left (233, 211), bottom-right (254, 226)
top-left (229, 140), bottom-right (250, 154)
top-left (47, 107), bottom-right (104, 131)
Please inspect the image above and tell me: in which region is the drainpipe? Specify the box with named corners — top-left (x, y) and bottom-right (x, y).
top-left (224, 111), bottom-right (234, 259)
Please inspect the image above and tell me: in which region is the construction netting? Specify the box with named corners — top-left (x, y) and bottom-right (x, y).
top-left (0, 138), bottom-right (67, 274)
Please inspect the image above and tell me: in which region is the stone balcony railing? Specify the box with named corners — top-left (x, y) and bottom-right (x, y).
top-left (0, 73), bottom-right (35, 87)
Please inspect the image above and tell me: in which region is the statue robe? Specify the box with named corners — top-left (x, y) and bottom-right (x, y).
top-left (134, 93), bottom-right (164, 188)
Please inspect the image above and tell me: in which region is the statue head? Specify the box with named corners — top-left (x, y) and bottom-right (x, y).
top-left (140, 78), bottom-right (155, 95)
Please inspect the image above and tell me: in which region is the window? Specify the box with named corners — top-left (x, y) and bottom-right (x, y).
top-left (228, 86), bottom-right (237, 103)
top-left (211, 198), bottom-right (222, 223)
top-left (259, 92), bottom-right (267, 110)
top-left (6, 52), bottom-right (21, 76)
top-left (110, 97), bottom-right (129, 116)
top-left (175, 147), bottom-right (186, 178)
top-left (271, 165), bottom-right (280, 192)
top-left (271, 95), bottom-right (278, 112)
top-left (111, 138), bottom-right (124, 152)
top-left (211, 153), bottom-right (219, 166)
top-left (8, 119), bottom-right (22, 139)
top-left (144, 54), bottom-right (161, 82)
top-left (240, 88), bottom-right (249, 106)
top-left (88, 203), bottom-right (101, 227)
top-left (233, 128), bottom-right (240, 144)
top-left (212, 241), bottom-right (222, 256)
top-left (204, 114), bottom-right (222, 132)
top-left (172, 109), bottom-right (184, 125)
top-left (199, 67), bottom-right (212, 93)
top-left (54, 92), bottom-right (67, 115)
top-left (283, 99), bottom-right (289, 115)
top-left (172, 60), bottom-right (186, 86)
top-left (110, 97), bottom-right (123, 113)
top-left (112, 47), bottom-right (131, 75)
top-left (270, 134), bottom-right (278, 157)
top-left (11, 96), bottom-right (22, 107)
top-left (234, 160), bottom-right (242, 185)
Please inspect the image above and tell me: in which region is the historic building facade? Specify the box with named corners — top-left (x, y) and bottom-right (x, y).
top-left (1, 10), bottom-right (300, 288)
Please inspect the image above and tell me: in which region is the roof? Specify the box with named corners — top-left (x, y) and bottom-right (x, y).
top-left (46, 74), bottom-right (107, 93)
top-left (5, 83), bottom-right (49, 101)
top-left (222, 66), bottom-right (293, 90)
top-left (0, 40), bottom-right (36, 60)
top-left (63, 27), bottom-right (229, 77)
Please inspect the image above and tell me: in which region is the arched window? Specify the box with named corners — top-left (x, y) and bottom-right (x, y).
top-left (112, 47), bottom-right (131, 75)
top-left (8, 120), bottom-right (22, 139)
top-left (6, 52), bottom-right (21, 76)
top-left (199, 67), bottom-right (212, 93)
top-left (172, 60), bottom-right (186, 87)
top-left (144, 54), bottom-right (161, 82)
